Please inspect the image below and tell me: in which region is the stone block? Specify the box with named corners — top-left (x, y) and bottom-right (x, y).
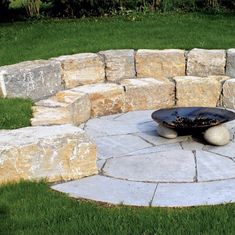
top-left (174, 76), bottom-right (221, 107)
top-left (72, 83), bottom-right (125, 117)
top-left (54, 53), bottom-right (105, 88)
top-left (226, 49), bottom-right (235, 77)
top-left (121, 78), bottom-right (175, 111)
top-left (0, 125), bottom-right (97, 184)
top-left (31, 90), bottom-right (91, 126)
top-left (136, 49), bottom-right (185, 79)
top-left (187, 48), bottom-right (226, 76)
top-left (222, 79), bottom-right (235, 109)
top-left (0, 60), bottom-right (62, 101)
top-left (99, 49), bottom-right (135, 82)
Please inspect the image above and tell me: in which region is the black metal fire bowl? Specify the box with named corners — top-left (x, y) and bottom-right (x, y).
top-left (151, 107), bottom-right (235, 135)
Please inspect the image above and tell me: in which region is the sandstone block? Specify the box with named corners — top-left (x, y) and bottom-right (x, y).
top-left (31, 90), bottom-right (91, 126)
top-left (136, 49), bottom-right (185, 79)
top-left (72, 83), bottom-right (125, 117)
top-left (0, 60), bottom-right (62, 101)
top-left (174, 76), bottom-right (222, 107)
top-left (187, 49), bottom-right (226, 76)
top-left (226, 49), bottom-right (235, 77)
top-left (99, 49), bottom-right (135, 82)
top-left (54, 53), bottom-right (105, 88)
top-left (223, 79), bottom-right (235, 109)
top-left (121, 78), bottom-right (175, 111)
top-left (0, 125), bottom-right (97, 184)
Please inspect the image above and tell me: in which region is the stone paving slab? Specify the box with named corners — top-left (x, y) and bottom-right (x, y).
top-left (124, 143), bottom-right (182, 156)
top-left (204, 142), bottom-right (235, 159)
top-left (152, 179), bottom-right (235, 207)
top-left (52, 109), bottom-right (235, 207)
top-left (52, 175), bottom-right (157, 206)
top-left (103, 150), bottom-right (196, 183)
top-left (197, 151), bottom-right (235, 181)
top-left (95, 134), bottom-right (152, 160)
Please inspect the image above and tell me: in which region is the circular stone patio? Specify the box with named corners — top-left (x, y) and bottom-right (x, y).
top-left (52, 110), bottom-right (235, 207)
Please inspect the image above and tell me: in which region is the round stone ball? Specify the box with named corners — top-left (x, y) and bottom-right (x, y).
top-left (157, 124), bottom-right (178, 139)
top-left (204, 124), bottom-right (230, 146)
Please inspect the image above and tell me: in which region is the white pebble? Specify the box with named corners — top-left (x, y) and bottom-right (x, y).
top-left (157, 125), bottom-right (178, 139)
top-left (204, 125), bottom-right (230, 146)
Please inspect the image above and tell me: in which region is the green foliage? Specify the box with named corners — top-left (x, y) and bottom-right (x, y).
top-left (0, 98), bottom-right (33, 129)
top-left (23, 0), bottom-right (41, 17)
top-left (1, 13), bottom-right (235, 66)
top-left (0, 180), bottom-right (235, 234)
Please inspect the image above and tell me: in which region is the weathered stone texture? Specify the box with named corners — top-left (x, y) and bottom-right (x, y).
top-left (31, 90), bottom-right (91, 126)
top-left (174, 76), bottom-right (222, 107)
top-left (72, 83), bottom-right (125, 117)
top-left (136, 49), bottom-right (185, 79)
top-left (99, 49), bottom-right (135, 82)
top-left (223, 79), bottom-right (235, 109)
top-left (0, 125), bottom-right (97, 184)
top-left (0, 60), bottom-right (62, 101)
top-left (54, 53), bottom-right (105, 88)
top-left (187, 49), bottom-right (226, 76)
top-left (121, 78), bottom-right (175, 111)
top-left (226, 49), bottom-right (235, 77)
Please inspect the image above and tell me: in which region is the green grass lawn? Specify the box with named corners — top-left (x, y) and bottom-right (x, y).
top-left (0, 98), bottom-right (33, 129)
top-left (0, 181), bottom-right (235, 235)
top-left (0, 13), bottom-right (235, 66)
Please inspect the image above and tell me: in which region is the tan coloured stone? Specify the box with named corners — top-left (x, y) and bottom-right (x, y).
top-left (222, 79), bottom-right (235, 109)
top-left (136, 49), bottom-right (185, 79)
top-left (99, 49), bottom-right (135, 82)
top-left (207, 75), bottom-right (230, 82)
top-left (121, 78), bottom-right (175, 111)
top-left (187, 49), bottom-right (226, 76)
top-left (72, 83), bottom-right (125, 117)
top-left (0, 125), bottom-right (97, 184)
top-left (54, 53), bottom-right (105, 88)
top-left (31, 90), bottom-right (91, 126)
top-left (174, 76), bottom-right (222, 107)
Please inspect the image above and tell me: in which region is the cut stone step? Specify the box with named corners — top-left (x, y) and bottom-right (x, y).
top-left (0, 124), bottom-right (97, 184)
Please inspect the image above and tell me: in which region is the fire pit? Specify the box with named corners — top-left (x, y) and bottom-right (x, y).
top-left (152, 107), bottom-right (235, 146)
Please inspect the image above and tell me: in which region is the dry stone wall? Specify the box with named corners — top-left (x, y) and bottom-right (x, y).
top-left (1, 48), bottom-right (235, 184)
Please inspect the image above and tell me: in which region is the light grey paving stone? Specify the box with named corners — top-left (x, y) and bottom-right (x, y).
top-left (84, 118), bottom-right (140, 137)
top-left (124, 143), bottom-right (182, 156)
top-left (51, 175), bottom-right (156, 206)
top-left (103, 150), bottom-right (195, 183)
top-left (97, 159), bottom-right (106, 171)
top-left (204, 142), bottom-right (235, 159)
top-left (196, 151), bottom-right (235, 181)
top-left (114, 110), bottom-right (154, 123)
top-left (137, 121), bottom-right (158, 133)
top-left (85, 117), bottom-right (157, 138)
top-left (98, 113), bottom-right (125, 121)
top-left (137, 130), bottom-right (189, 146)
top-left (224, 120), bottom-right (235, 129)
top-left (180, 140), bottom-right (205, 150)
top-left (152, 179), bottom-right (235, 207)
top-left (94, 134), bottom-right (153, 159)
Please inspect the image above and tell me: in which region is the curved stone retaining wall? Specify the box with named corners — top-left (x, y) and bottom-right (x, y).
top-left (0, 48), bottom-right (235, 184)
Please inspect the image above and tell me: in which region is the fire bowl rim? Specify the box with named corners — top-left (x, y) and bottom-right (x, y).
top-left (151, 106), bottom-right (235, 131)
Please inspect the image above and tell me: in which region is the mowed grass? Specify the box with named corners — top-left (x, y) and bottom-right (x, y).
top-left (1, 13), bottom-right (235, 66)
top-left (0, 181), bottom-right (235, 235)
top-left (0, 98), bottom-right (33, 129)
